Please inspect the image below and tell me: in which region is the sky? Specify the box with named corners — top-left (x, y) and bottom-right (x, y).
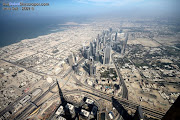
top-left (0, 0), bottom-right (180, 47)
top-left (0, 0), bottom-right (180, 19)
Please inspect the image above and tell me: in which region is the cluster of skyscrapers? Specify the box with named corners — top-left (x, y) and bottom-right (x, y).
top-left (81, 28), bottom-right (128, 76)
top-left (67, 28), bottom-right (128, 77)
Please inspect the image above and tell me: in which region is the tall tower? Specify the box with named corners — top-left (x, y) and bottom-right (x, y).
top-left (92, 43), bottom-right (96, 56)
top-left (68, 53), bottom-right (75, 66)
top-left (122, 33), bottom-right (128, 54)
top-left (96, 38), bottom-right (99, 54)
top-left (103, 36), bottom-right (106, 46)
top-left (115, 32), bottom-right (118, 42)
top-left (82, 43), bottom-right (86, 52)
top-left (104, 46), bottom-right (111, 64)
top-left (97, 34), bottom-right (99, 46)
top-left (95, 52), bottom-right (99, 61)
top-left (90, 42), bottom-right (93, 56)
top-left (85, 48), bottom-right (90, 59)
top-left (89, 62), bottom-right (96, 76)
top-left (109, 28), bottom-right (112, 33)
top-left (110, 34), bottom-right (113, 47)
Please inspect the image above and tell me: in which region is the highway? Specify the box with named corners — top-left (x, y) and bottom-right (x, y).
top-left (12, 57), bottom-right (85, 120)
top-left (1, 56), bottom-right (166, 120)
top-left (65, 88), bottom-right (164, 120)
top-left (15, 85), bottom-right (165, 120)
top-left (14, 71), bottom-right (165, 120)
top-left (72, 75), bottom-right (165, 119)
top-left (111, 53), bottom-right (128, 99)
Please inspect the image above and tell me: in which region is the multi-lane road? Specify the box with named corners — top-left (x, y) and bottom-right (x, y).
top-left (15, 56), bottom-right (165, 120)
top-left (111, 52), bottom-right (128, 99)
top-left (6, 58), bottom-right (84, 119)
top-left (72, 75), bottom-right (165, 120)
top-left (1, 55), bottom-right (166, 120)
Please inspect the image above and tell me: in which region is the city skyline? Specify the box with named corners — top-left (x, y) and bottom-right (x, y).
top-left (0, 0), bottom-right (180, 120)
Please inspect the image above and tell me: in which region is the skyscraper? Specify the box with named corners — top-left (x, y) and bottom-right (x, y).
top-left (85, 48), bottom-right (90, 59)
top-left (89, 62), bottom-right (96, 76)
top-left (122, 33), bottom-right (128, 54)
top-left (92, 43), bottom-right (96, 56)
top-left (100, 42), bottom-right (104, 50)
top-left (90, 42), bottom-right (93, 56)
top-left (109, 28), bottom-right (112, 33)
top-left (104, 46), bottom-right (111, 64)
top-left (103, 36), bottom-right (106, 46)
top-left (96, 38), bottom-right (99, 54)
top-left (115, 32), bottom-right (118, 42)
top-left (95, 52), bottom-right (99, 61)
top-left (68, 54), bottom-right (75, 66)
top-left (89, 56), bottom-right (94, 62)
top-left (97, 34), bottom-right (99, 46)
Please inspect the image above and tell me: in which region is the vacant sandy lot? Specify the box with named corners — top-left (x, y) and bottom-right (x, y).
top-left (128, 38), bottom-right (160, 47)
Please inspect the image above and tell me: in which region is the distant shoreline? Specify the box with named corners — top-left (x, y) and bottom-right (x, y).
top-left (0, 25), bottom-right (65, 48)
top-left (58, 22), bottom-right (88, 26)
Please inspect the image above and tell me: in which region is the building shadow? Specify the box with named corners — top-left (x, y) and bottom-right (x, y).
top-left (162, 95), bottom-right (180, 120)
top-left (133, 106), bottom-right (144, 120)
top-left (112, 97), bottom-right (132, 120)
top-left (56, 80), bottom-right (73, 120)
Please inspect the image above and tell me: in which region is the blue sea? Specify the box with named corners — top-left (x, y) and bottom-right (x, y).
top-left (0, 16), bottom-right (89, 47)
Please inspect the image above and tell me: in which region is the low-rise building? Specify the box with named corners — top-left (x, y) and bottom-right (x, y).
top-left (19, 95), bottom-right (31, 105)
top-left (56, 106), bottom-right (64, 115)
top-left (85, 98), bottom-right (94, 105)
top-left (81, 109), bottom-right (90, 118)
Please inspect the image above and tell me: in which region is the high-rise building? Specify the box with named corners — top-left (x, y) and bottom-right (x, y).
top-left (112, 42), bottom-right (117, 50)
top-left (100, 37), bottom-right (103, 43)
top-left (68, 54), bottom-right (75, 66)
top-left (72, 64), bottom-right (80, 75)
top-left (110, 34), bottom-right (113, 48)
top-left (97, 34), bottom-right (99, 47)
top-left (89, 56), bottom-right (94, 62)
top-left (85, 48), bottom-right (90, 59)
top-left (92, 44), bottom-right (96, 56)
top-left (89, 63), bottom-right (96, 76)
top-left (90, 42), bottom-right (93, 56)
top-left (95, 53), bottom-right (99, 61)
top-left (109, 28), bottom-right (112, 33)
top-left (103, 36), bottom-right (106, 46)
top-left (115, 32), bottom-right (118, 42)
top-left (100, 42), bottom-right (104, 50)
top-left (82, 44), bottom-right (85, 51)
top-left (117, 45), bottom-right (122, 53)
top-left (104, 46), bottom-right (111, 64)
top-left (119, 29), bottom-right (123, 33)
top-left (73, 52), bottom-right (77, 62)
top-left (99, 52), bottom-right (104, 64)
top-left (96, 39), bottom-right (99, 54)
top-left (87, 58), bottom-right (96, 76)
top-left (122, 33), bottom-right (128, 54)
top-left (82, 44), bottom-right (86, 57)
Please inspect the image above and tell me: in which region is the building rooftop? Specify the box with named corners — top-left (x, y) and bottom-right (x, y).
top-left (85, 98), bottom-right (94, 105)
top-left (81, 109), bottom-right (90, 117)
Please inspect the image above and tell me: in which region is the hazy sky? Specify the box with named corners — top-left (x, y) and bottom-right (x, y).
top-left (0, 0), bottom-right (180, 18)
top-left (0, 0), bottom-right (179, 47)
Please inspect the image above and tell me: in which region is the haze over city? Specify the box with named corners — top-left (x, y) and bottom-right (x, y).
top-left (1, 0), bottom-right (180, 17)
top-left (0, 0), bottom-right (180, 120)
